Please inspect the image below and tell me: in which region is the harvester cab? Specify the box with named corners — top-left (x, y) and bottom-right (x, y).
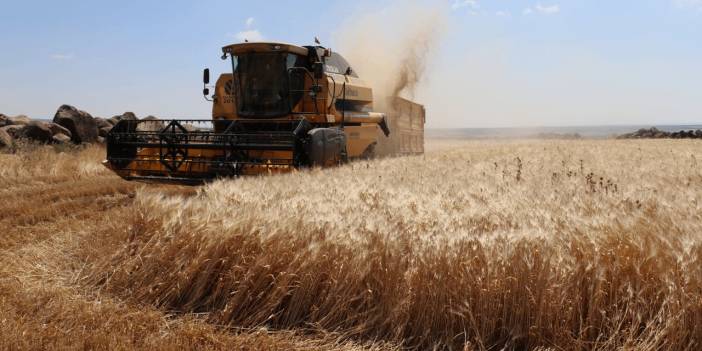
top-left (104, 41), bottom-right (393, 184)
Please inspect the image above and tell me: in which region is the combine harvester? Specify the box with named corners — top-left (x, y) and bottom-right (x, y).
top-left (104, 41), bottom-right (425, 184)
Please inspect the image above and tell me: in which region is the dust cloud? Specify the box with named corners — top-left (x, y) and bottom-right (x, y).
top-left (334, 1), bottom-right (446, 111)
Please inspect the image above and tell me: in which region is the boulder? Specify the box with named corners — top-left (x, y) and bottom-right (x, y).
top-left (0, 114), bottom-right (9, 128)
top-left (182, 123), bottom-right (200, 132)
top-left (695, 129), bottom-right (702, 138)
top-left (108, 112), bottom-right (138, 126)
top-left (619, 127), bottom-right (671, 139)
top-left (17, 121), bottom-right (54, 143)
top-left (9, 115), bottom-right (31, 126)
top-left (1, 125), bottom-right (22, 138)
top-left (122, 112), bottom-right (137, 120)
top-left (47, 123), bottom-right (72, 138)
top-left (95, 117), bottom-right (113, 129)
top-left (52, 133), bottom-right (72, 144)
top-left (137, 116), bottom-right (165, 133)
top-left (633, 128), bottom-right (650, 138)
top-left (0, 127), bottom-right (12, 148)
top-left (99, 126), bottom-right (112, 138)
top-left (53, 104), bottom-right (99, 144)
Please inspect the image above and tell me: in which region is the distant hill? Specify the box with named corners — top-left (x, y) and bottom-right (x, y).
top-left (426, 125), bottom-right (702, 139)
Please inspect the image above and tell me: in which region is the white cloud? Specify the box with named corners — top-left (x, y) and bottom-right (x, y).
top-left (496, 10), bottom-right (511, 17)
top-left (536, 3), bottom-right (560, 14)
top-left (452, 0), bottom-right (479, 10)
top-left (673, 0), bottom-right (702, 10)
top-left (235, 29), bottom-right (264, 42)
top-left (231, 17), bottom-right (263, 42)
top-left (523, 3), bottom-right (559, 15)
top-left (50, 53), bottom-right (74, 60)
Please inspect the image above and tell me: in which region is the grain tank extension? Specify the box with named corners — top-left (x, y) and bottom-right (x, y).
top-left (104, 42), bottom-right (425, 184)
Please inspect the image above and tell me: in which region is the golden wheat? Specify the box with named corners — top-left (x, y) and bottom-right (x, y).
top-left (1, 139), bottom-right (701, 350)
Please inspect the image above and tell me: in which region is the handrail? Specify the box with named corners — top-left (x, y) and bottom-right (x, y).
top-left (286, 67), bottom-right (327, 116)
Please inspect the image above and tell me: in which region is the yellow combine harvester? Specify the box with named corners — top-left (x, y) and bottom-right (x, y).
top-left (104, 41), bottom-right (424, 184)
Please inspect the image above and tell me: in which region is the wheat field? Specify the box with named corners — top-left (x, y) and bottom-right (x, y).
top-left (1, 139), bottom-right (701, 350)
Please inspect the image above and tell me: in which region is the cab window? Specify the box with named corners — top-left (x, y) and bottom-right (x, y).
top-left (324, 53), bottom-right (359, 77)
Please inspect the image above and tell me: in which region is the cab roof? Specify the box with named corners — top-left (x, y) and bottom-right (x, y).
top-left (222, 42), bottom-right (309, 56)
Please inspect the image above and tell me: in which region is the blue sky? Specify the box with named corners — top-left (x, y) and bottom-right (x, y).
top-left (0, 0), bottom-right (700, 127)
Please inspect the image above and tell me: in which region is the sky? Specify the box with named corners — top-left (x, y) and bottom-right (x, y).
top-left (0, 0), bottom-right (700, 128)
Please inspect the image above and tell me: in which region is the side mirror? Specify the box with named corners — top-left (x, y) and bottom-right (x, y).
top-left (313, 62), bottom-right (324, 79)
top-left (345, 67), bottom-right (353, 76)
top-left (203, 68), bottom-right (210, 84)
top-left (203, 88), bottom-right (210, 96)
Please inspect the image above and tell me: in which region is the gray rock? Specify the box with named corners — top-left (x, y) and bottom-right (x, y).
top-left (95, 117), bottom-right (113, 129)
top-left (52, 133), bottom-right (72, 144)
top-left (1, 125), bottom-right (22, 138)
top-left (108, 112), bottom-right (138, 126)
top-left (137, 116), bottom-right (164, 133)
top-left (9, 115), bottom-right (31, 125)
top-left (695, 130), bottom-right (702, 138)
top-left (53, 104), bottom-right (99, 144)
top-left (99, 126), bottom-right (112, 138)
top-left (18, 121), bottom-right (54, 143)
top-left (47, 123), bottom-right (72, 138)
top-left (122, 112), bottom-right (137, 120)
top-left (0, 127), bottom-right (12, 148)
top-left (182, 123), bottom-right (200, 132)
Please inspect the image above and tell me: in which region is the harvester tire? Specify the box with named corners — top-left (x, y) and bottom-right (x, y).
top-left (305, 128), bottom-right (347, 167)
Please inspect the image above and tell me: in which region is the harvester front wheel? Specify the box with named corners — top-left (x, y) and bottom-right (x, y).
top-left (305, 128), bottom-right (347, 167)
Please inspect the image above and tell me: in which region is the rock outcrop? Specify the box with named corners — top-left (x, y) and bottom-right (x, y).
top-left (0, 128), bottom-right (13, 148)
top-left (0, 107), bottom-right (177, 149)
top-left (1, 125), bottom-right (21, 138)
top-left (98, 126), bottom-right (112, 138)
top-left (53, 105), bottom-right (99, 144)
top-left (8, 115), bottom-right (31, 126)
top-left (52, 133), bottom-right (72, 144)
top-left (108, 112), bottom-right (138, 126)
top-left (95, 117), bottom-right (112, 129)
top-left (617, 127), bottom-right (702, 139)
top-left (136, 116), bottom-right (165, 133)
top-left (47, 123), bottom-right (72, 139)
top-left (183, 124), bottom-right (198, 132)
top-left (17, 121), bottom-right (54, 143)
